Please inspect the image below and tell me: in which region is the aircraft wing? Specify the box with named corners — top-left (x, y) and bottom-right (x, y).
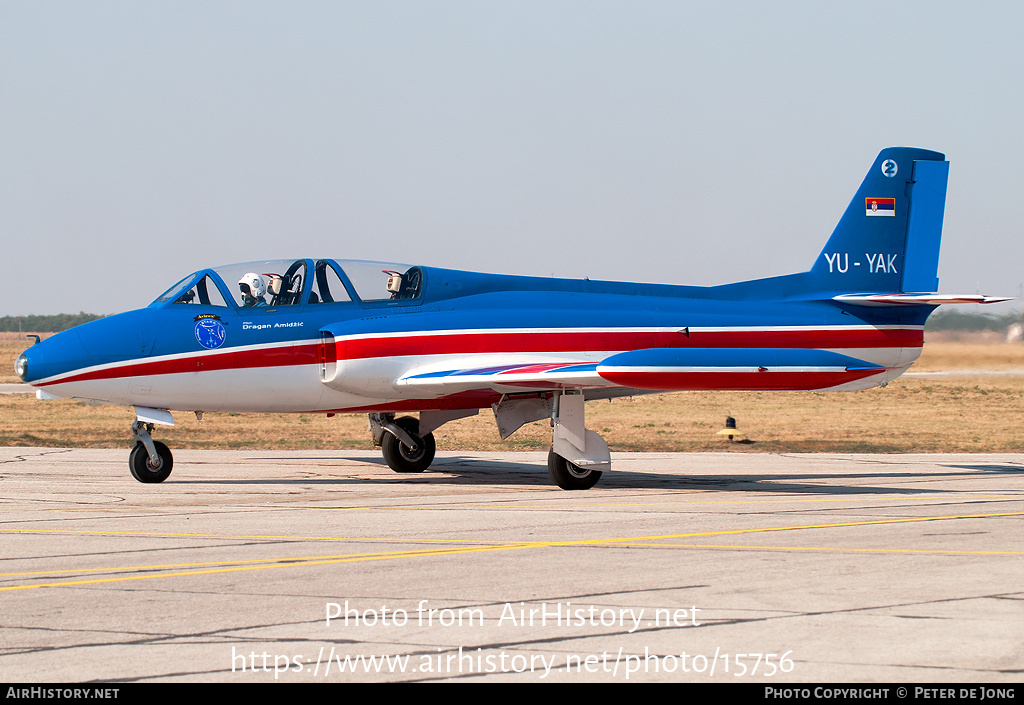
top-left (394, 348), bottom-right (892, 395)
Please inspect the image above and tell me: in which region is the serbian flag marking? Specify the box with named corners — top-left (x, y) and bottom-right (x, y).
top-left (865, 197), bottom-right (895, 216)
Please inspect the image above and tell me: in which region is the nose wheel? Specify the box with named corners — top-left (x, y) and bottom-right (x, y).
top-left (130, 420), bottom-right (174, 483)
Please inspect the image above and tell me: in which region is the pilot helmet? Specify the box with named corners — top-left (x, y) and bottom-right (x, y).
top-left (238, 272), bottom-right (266, 303)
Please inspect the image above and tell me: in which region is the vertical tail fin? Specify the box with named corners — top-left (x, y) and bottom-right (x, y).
top-left (810, 147), bottom-right (948, 294)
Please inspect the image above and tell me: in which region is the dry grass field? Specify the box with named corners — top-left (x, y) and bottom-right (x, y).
top-left (4, 331), bottom-right (1024, 453)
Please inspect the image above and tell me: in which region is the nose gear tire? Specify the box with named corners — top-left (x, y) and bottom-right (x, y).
top-left (129, 441), bottom-right (174, 483)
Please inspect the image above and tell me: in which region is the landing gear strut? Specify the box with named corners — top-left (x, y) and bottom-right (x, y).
top-left (129, 420), bottom-right (173, 483)
top-left (546, 391), bottom-right (609, 490)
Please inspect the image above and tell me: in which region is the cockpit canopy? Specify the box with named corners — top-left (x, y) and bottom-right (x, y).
top-left (152, 259), bottom-right (424, 309)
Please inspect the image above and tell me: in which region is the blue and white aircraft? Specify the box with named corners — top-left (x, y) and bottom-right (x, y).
top-left (15, 148), bottom-right (1008, 489)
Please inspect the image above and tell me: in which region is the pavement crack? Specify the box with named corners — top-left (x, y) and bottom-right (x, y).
top-left (0, 448), bottom-right (74, 467)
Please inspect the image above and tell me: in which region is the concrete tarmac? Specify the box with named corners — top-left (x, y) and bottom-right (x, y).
top-left (1, 447), bottom-right (1022, 683)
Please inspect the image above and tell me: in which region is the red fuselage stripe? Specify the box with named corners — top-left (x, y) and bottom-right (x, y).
top-left (336, 328), bottom-right (921, 359)
top-left (40, 344), bottom-right (319, 386)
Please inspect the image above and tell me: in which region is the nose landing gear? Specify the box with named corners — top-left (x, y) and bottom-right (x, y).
top-left (129, 408), bottom-right (175, 483)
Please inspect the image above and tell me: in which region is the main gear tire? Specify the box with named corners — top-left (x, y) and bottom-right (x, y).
top-left (382, 417), bottom-right (436, 473)
top-left (547, 448), bottom-right (602, 490)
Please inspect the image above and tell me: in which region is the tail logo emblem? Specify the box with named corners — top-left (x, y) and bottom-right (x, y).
top-left (881, 159), bottom-right (898, 178)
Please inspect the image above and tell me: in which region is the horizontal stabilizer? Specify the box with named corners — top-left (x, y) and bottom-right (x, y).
top-left (834, 294), bottom-right (1013, 306)
top-left (595, 348), bottom-right (888, 392)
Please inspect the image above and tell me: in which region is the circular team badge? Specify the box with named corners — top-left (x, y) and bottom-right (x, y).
top-left (881, 159), bottom-right (898, 178)
top-left (195, 318), bottom-right (226, 349)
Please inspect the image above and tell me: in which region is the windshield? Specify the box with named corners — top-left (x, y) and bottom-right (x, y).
top-left (154, 273), bottom-right (201, 304)
top-left (153, 270), bottom-right (232, 307)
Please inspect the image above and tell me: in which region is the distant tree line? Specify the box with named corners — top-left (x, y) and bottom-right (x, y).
top-left (0, 313), bottom-right (105, 333)
top-left (924, 309), bottom-right (1022, 332)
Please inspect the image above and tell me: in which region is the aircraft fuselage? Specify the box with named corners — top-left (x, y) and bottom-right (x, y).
top-left (21, 269), bottom-right (926, 415)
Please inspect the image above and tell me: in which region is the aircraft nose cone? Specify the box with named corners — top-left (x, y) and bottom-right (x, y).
top-left (17, 330), bottom-right (90, 384)
top-left (75, 309), bottom-right (157, 358)
top-left (18, 309), bottom-right (157, 385)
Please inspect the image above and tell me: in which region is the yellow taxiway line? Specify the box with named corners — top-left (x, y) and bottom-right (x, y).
top-left (2, 510), bottom-right (1022, 592)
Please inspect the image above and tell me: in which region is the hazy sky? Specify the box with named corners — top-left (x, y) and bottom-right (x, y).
top-left (3, 1), bottom-right (1022, 315)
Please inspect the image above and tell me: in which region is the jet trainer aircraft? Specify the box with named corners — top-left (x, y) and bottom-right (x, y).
top-left (15, 148), bottom-right (1008, 489)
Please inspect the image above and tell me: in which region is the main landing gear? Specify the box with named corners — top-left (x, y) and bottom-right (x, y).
top-left (491, 390), bottom-right (610, 489)
top-left (546, 448), bottom-right (602, 491)
top-left (370, 391), bottom-right (611, 490)
top-left (543, 391), bottom-right (609, 490)
top-left (372, 414), bottom-right (436, 473)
